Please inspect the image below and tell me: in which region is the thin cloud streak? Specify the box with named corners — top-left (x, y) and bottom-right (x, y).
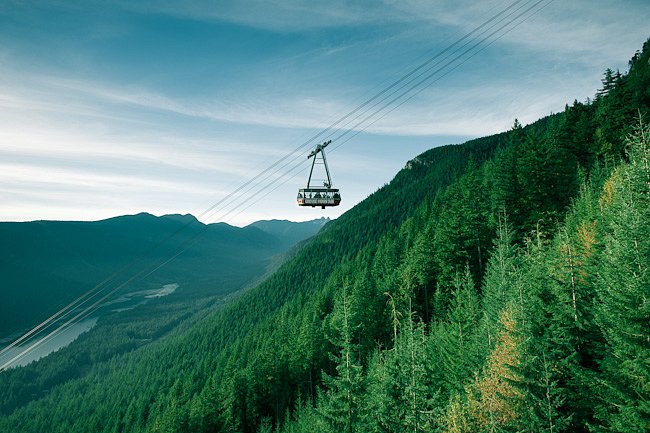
top-left (111, 0), bottom-right (649, 68)
top-left (2, 70), bottom-right (336, 131)
top-left (0, 162), bottom-right (220, 195)
top-left (0, 65), bottom-right (594, 139)
top-left (111, 0), bottom-right (413, 31)
top-left (0, 128), bottom-right (276, 179)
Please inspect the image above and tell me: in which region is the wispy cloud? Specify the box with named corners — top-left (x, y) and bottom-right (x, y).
top-left (394, 0), bottom-right (649, 66)
top-left (5, 71), bottom-right (326, 131)
top-left (113, 0), bottom-right (409, 31)
top-left (0, 162), bottom-right (218, 194)
top-left (0, 52), bottom-right (614, 145)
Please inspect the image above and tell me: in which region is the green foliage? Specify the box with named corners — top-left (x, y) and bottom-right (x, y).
top-left (592, 118), bottom-right (650, 432)
top-left (479, 215), bottom-right (521, 350)
top-left (363, 303), bottom-right (442, 433)
top-left (437, 268), bottom-right (482, 398)
top-left (319, 282), bottom-right (365, 433)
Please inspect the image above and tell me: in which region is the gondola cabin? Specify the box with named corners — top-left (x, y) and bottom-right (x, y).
top-left (297, 188), bottom-right (341, 209)
top-left (297, 140), bottom-right (342, 209)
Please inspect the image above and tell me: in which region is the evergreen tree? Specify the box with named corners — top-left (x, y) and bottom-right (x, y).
top-left (555, 101), bottom-right (597, 168)
top-left (519, 351), bottom-right (572, 433)
top-left (517, 130), bottom-right (578, 233)
top-left (480, 215), bottom-right (521, 353)
top-left (401, 304), bottom-right (441, 432)
top-left (320, 281), bottom-right (365, 433)
top-left (593, 119), bottom-right (650, 432)
top-left (485, 120), bottom-right (525, 231)
top-left (362, 300), bottom-right (443, 433)
top-left (401, 223), bottom-right (437, 323)
top-left (438, 268), bottom-right (481, 397)
top-left (517, 233), bottom-right (579, 433)
top-left (361, 350), bottom-right (391, 433)
top-left (453, 308), bottom-right (525, 433)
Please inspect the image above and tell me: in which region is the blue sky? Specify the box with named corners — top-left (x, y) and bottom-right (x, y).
top-left (1, 0), bottom-right (648, 226)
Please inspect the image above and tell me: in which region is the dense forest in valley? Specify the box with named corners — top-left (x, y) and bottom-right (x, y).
top-left (0, 39), bottom-right (648, 433)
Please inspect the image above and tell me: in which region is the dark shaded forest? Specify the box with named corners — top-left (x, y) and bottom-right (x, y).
top-left (0, 213), bottom-right (323, 337)
top-left (0, 39), bottom-right (648, 433)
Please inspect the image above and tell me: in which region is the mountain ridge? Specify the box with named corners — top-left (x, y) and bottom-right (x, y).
top-left (0, 213), bottom-right (326, 338)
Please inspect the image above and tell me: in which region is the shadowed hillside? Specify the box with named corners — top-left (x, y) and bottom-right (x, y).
top-left (0, 213), bottom-right (323, 338)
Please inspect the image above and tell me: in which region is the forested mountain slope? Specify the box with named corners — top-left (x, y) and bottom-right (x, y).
top-left (1, 39), bottom-right (648, 433)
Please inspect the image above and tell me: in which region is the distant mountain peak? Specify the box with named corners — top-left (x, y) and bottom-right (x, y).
top-left (161, 213), bottom-right (200, 224)
top-left (246, 218), bottom-right (329, 247)
top-left (249, 217), bottom-right (329, 225)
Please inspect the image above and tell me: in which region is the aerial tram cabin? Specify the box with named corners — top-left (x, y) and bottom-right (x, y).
top-left (297, 140), bottom-right (341, 209)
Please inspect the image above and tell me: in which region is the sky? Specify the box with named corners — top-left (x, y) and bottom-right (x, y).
top-left (1, 0), bottom-right (648, 227)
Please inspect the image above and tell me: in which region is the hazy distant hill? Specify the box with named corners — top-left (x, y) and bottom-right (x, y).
top-left (0, 213), bottom-right (323, 338)
top-left (247, 218), bottom-right (329, 248)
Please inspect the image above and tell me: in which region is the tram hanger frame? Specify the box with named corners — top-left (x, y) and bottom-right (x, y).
top-left (297, 140), bottom-right (341, 209)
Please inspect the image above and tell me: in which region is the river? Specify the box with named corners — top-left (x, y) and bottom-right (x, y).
top-left (0, 283), bottom-right (178, 370)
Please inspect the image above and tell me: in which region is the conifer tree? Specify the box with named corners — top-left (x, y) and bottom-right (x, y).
top-left (517, 233), bottom-right (578, 433)
top-left (350, 264), bottom-right (388, 358)
top-left (517, 130), bottom-right (578, 233)
top-left (519, 351), bottom-right (572, 433)
top-left (402, 223), bottom-right (437, 323)
top-left (555, 101), bottom-right (597, 168)
top-left (320, 281), bottom-right (364, 433)
top-left (361, 350), bottom-right (391, 433)
top-left (593, 119), bottom-right (650, 432)
top-left (480, 215), bottom-right (520, 353)
top-left (485, 119), bottom-right (525, 231)
top-left (464, 308), bottom-right (525, 432)
top-left (438, 267), bottom-right (481, 396)
top-left (401, 302), bottom-right (439, 432)
top-left (363, 300), bottom-right (442, 433)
